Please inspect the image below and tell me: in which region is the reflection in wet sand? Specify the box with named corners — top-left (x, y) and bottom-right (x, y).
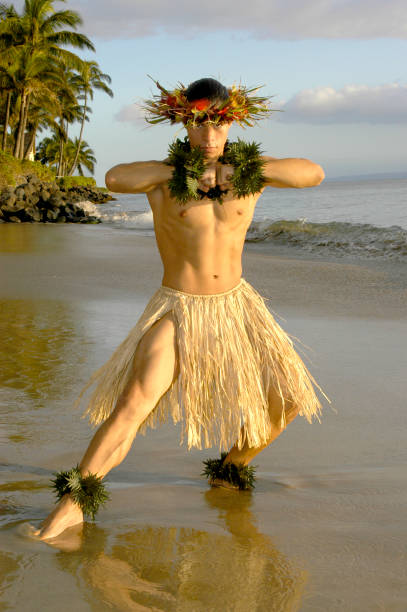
top-left (0, 298), bottom-right (92, 452)
top-left (51, 490), bottom-right (307, 611)
top-left (0, 299), bottom-right (88, 404)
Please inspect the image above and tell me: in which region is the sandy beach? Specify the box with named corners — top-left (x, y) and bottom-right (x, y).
top-left (1, 222), bottom-right (407, 611)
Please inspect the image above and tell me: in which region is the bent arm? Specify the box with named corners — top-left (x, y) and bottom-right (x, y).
top-left (105, 160), bottom-right (173, 193)
top-left (262, 156), bottom-right (325, 189)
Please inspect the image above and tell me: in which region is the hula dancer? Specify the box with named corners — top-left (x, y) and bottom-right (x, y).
top-left (33, 77), bottom-right (329, 539)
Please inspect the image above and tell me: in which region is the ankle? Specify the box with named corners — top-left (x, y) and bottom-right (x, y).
top-left (202, 452), bottom-right (257, 490)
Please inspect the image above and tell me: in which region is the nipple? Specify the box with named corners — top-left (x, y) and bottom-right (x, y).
top-left (179, 209), bottom-right (187, 217)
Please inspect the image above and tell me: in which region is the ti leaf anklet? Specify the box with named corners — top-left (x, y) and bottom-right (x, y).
top-left (165, 138), bottom-right (266, 205)
top-left (50, 464), bottom-right (110, 520)
top-left (202, 452), bottom-right (257, 490)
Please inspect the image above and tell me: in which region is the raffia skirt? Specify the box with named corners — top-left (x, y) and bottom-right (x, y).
top-left (73, 277), bottom-right (329, 451)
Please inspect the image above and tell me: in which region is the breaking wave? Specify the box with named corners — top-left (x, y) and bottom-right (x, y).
top-left (246, 219), bottom-right (407, 260)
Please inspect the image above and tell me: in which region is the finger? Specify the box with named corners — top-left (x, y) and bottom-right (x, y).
top-left (200, 177), bottom-right (216, 189)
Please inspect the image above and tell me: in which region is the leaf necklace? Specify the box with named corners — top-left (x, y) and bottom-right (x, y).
top-left (165, 137), bottom-right (266, 205)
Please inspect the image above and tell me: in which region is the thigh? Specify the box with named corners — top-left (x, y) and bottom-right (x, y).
top-left (132, 310), bottom-right (180, 404)
top-left (115, 310), bottom-right (179, 420)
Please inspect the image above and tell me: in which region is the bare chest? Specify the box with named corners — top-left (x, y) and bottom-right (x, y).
top-left (148, 185), bottom-right (260, 232)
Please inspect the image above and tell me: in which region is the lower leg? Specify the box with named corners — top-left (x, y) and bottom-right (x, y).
top-left (33, 311), bottom-right (179, 540)
top-left (33, 398), bottom-right (151, 540)
top-left (207, 392), bottom-right (299, 490)
top-left (224, 388), bottom-right (299, 467)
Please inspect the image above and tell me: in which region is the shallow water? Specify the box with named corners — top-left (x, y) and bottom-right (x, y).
top-left (1, 225), bottom-right (407, 611)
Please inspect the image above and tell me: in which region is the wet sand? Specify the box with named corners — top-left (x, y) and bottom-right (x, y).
top-left (1, 223), bottom-right (407, 611)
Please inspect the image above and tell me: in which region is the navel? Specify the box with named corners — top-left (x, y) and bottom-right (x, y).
top-left (179, 209), bottom-right (187, 217)
top-left (237, 210), bottom-right (243, 215)
top-left (213, 274), bottom-right (219, 279)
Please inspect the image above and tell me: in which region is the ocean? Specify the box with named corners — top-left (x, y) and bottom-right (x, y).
top-left (78, 176), bottom-right (407, 262)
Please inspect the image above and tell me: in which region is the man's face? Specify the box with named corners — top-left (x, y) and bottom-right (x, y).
top-left (186, 122), bottom-right (231, 161)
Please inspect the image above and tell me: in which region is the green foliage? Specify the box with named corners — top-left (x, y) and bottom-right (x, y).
top-left (0, 0), bottom-right (113, 173)
top-left (0, 150), bottom-right (55, 187)
top-left (220, 139), bottom-right (266, 197)
top-left (57, 176), bottom-right (96, 189)
top-left (166, 137), bottom-right (206, 204)
top-left (165, 137), bottom-right (266, 205)
top-left (51, 464), bottom-right (110, 521)
top-left (202, 452), bottom-right (257, 490)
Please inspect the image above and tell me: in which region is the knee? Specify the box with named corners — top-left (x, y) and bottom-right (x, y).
top-left (268, 384), bottom-right (300, 428)
top-left (283, 399), bottom-right (300, 426)
top-left (112, 378), bottom-right (155, 431)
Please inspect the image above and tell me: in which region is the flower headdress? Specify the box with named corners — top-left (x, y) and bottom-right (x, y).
top-left (142, 78), bottom-right (274, 127)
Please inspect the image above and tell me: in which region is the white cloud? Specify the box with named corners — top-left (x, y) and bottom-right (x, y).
top-left (67, 0), bottom-right (407, 39)
top-left (114, 104), bottom-right (146, 125)
top-left (279, 83), bottom-right (407, 123)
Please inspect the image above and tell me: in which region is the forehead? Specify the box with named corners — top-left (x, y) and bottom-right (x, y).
top-left (186, 122), bottom-right (231, 130)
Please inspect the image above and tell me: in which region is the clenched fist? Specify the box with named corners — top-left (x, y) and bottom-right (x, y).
top-left (198, 163), bottom-right (234, 193)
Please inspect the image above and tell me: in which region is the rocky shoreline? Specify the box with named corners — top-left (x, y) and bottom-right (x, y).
top-left (0, 175), bottom-right (115, 224)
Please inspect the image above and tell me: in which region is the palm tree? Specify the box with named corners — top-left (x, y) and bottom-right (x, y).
top-left (2, 0), bottom-right (95, 68)
top-left (9, 48), bottom-right (64, 158)
top-left (22, 92), bottom-right (60, 158)
top-left (0, 0), bottom-right (95, 158)
top-left (68, 60), bottom-right (113, 175)
top-left (36, 132), bottom-right (95, 176)
top-left (66, 137), bottom-right (95, 176)
top-left (0, 2), bottom-right (19, 151)
top-left (54, 67), bottom-right (82, 174)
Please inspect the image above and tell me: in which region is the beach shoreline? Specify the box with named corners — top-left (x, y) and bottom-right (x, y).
top-left (1, 222), bottom-right (406, 611)
top-left (1, 223), bottom-right (406, 320)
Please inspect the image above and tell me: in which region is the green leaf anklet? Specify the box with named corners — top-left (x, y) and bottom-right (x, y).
top-left (202, 452), bottom-right (257, 490)
top-left (50, 464), bottom-right (110, 520)
top-left (165, 137), bottom-right (266, 205)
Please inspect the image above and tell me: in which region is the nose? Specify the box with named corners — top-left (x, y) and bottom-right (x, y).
top-left (201, 125), bottom-right (217, 144)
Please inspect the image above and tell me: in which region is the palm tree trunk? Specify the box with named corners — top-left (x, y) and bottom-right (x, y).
top-left (19, 93), bottom-right (31, 159)
top-left (24, 123), bottom-right (38, 160)
top-left (1, 91), bottom-right (12, 152)
top-left (13, 92), bottom-right (26, 158)
top-left (68, 90), bottom-right (87, 176)
top-left (57, 119), bottom-right (65, 177)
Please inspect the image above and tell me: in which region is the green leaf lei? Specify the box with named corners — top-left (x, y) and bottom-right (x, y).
top-left (50, 464), bottom-right (110, 521)
top-left (201, 452), bottom-right (257, 490)
top-left (165, 137), bottom-right (266, 205)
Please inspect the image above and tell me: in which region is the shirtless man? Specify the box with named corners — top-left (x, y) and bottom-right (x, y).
top-left (33, 78), bottom-right (324, 540)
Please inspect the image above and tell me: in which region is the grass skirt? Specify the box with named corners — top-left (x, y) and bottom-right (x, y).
top-left (73, 278), bottom-right (328, 451)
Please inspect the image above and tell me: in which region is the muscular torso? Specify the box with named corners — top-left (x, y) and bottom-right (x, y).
top-left (147, 183), bottom-right (263, 294)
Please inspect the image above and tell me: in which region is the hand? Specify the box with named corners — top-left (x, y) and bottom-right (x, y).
top-left (198, 164), bottom-right (217, 192)
top-left (216, 163), bottom-right (234, 191)
top-left (198, 163), bottom-right (234, 193)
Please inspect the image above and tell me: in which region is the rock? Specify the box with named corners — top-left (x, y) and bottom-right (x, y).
top-left (14, 187), bottom-right (26, 200)
top-left (0, 179), bottom-right (108, 224)
top-left (25, 207), bottom-right (41, 222)
top-left (46, 209), bottom-right (59, 221)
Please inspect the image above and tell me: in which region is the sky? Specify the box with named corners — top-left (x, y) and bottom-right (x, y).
top-left (24, 0), bottom-right (407, 183)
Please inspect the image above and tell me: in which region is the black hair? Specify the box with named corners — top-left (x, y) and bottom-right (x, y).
top-left (185, 78), bottom-right (229, 103)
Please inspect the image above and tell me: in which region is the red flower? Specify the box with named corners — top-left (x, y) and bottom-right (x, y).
top-left (191, 98), bottom-right (210, 111)
top-left (164, 95), bottom-right (178, 107)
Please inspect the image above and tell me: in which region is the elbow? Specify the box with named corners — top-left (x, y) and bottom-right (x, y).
top-left (314, 164), bottom-right (325, 186)
top-left (105, 167), bottom-right (120, 192)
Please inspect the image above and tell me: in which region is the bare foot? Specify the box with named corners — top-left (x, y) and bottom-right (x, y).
top-left (209, 478), bottom-right (240, 491)
top-left (31, 493), bottom-right (84, 540)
